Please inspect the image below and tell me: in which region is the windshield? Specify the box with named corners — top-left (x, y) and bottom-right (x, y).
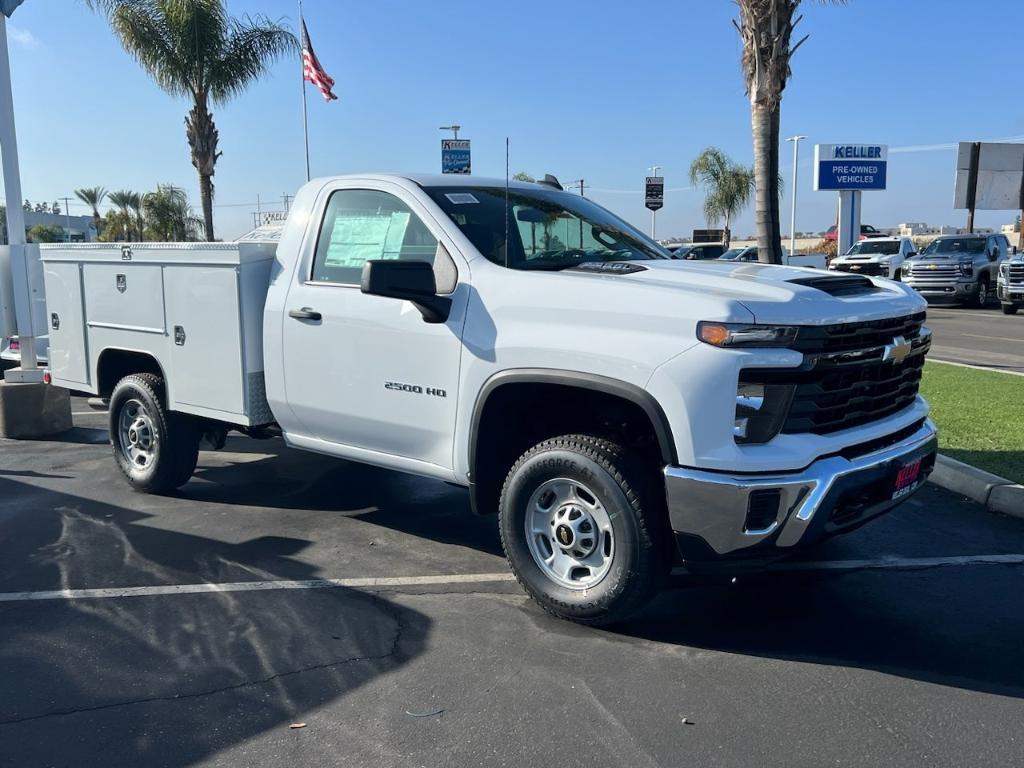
top-left (921, 237), bottom-right (986, 256)
top-left (846, 241), bottom-right (900, 255)
top-left (719, 248), bottom-right (750, 260)
top-left (424, 186), bottom-right (668, 270)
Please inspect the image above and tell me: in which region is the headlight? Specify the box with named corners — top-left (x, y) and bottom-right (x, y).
top-left (959, 261), bottom-right (974, 276)
top-left (698, 322), bottom-right (799, 348)
top-left (734, 382), bottom-right (795, 444)
top-left (902, 263), bottom-right (913, 276)
top-left (1000, 262), bottom-right (1010, 277)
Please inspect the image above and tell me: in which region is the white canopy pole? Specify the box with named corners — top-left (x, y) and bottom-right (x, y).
top-left (0, 13), bottom-right (41, 381)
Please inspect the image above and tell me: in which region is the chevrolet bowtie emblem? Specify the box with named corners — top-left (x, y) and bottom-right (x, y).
top-left (882, 335), bottom-right (911, 364)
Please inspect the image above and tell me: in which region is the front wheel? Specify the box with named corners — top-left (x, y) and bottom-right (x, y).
top-left (109, 373), bottom-right (199, 494)
top-left (498, 435), bottom-right (667, 626)
top-left (1003, 303), bottom-right (1019, 315)
top-left (975, 279), bottom-right (989, 308)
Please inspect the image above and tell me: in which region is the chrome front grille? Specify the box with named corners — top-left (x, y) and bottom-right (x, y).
top-left (832, 262), bottom-right (887, 277)
top-left (909, 263), bottom-right (959, 279)
top-left (1009, 263), bottom-right (1024, 286)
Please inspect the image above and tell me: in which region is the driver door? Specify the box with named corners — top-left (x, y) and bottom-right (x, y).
top-left (280, 185), bottom-right (467, 472)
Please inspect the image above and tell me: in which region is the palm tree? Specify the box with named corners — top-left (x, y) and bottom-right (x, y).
top-left (108, 189), bottom-right (135, 241)
top-left (89, 1), bottom-right (296, 242)
top-left (142, 184), bottom-right (204, 242)
top-left (74, 187), bottom-right (107, 237)
top-left (127, 191), bottom-right (144, 241)
top-left (734, 0), bottom-right (844, 263)
top-left (689, 148), bottom-right (755, 249)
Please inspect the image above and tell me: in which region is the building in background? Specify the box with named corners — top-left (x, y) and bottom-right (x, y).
top-left (2, 210), bottom-right (97, 243)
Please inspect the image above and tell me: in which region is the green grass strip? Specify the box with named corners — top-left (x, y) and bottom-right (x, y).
top-left (920, 361), bottom-right (1024, 484)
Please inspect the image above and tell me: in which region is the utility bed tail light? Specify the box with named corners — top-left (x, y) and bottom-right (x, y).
top-left (9, 339), bottom-right (19, 352)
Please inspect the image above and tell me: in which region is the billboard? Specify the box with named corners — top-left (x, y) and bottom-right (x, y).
top-left (813, 144), bottom-right (888, 191)
top-left (954, 142), bottom-right (1024, 210)
top-left (441, 139), bottom-right (471, 174)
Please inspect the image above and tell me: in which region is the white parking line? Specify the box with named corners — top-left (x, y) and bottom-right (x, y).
top-left (4, 555), bottom-right (1023, 603)
top-left (0, 572), bottom-right (516, 603)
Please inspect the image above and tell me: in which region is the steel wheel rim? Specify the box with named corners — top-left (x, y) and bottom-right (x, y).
top-left (118, 398), bottom-right (157, 470)
top-left (525, 477), bottom-right (614, 590)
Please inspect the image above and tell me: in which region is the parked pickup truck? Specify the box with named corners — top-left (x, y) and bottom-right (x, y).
top-left (901, 233), bottom-right (1011, 307)
top-left (829, 237), bottom-right (916, 280)
top-left (40, 174), bottom-right (937, 625)
top-left (998, 249), bottom-right (1024, 314)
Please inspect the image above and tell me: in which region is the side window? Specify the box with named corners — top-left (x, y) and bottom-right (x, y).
top-left (311, 189), bottom-right (439, 285)
top-left (988, 237), bottom-right (1000, 258)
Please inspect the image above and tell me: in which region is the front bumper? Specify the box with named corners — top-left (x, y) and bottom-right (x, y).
top-left (664, 419), bottom-right (937, 568)
top-left (904, 279), bottom-right (976, 301)
top-left (997, 282), bottom-right (1024, 303)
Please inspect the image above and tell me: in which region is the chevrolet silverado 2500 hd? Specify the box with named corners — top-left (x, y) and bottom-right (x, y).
top-left (40, 174), bottom-right (937, 625)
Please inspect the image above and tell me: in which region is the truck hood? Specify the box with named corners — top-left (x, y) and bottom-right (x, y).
top-left (563, 260), bottom-right (926, 325)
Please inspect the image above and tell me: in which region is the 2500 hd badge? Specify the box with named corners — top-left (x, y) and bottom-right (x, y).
top-left (384, 381), bottom-right (447, 397)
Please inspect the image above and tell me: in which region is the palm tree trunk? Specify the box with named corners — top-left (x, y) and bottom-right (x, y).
top-left (198, 173), bottom-right (215, 242)
top-left (187, 93), bottom-right (220, 242)
top-left (752, 101), bottom-right (783, 264)
top-left (724, 212), bottom-right (731, 250)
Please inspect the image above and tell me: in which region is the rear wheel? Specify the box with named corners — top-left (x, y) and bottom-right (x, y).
top-left (109, 373), bottom-right (199, 494)
top-left (1003, 303), bottom-right (1019, 315)
top-left (498, 435), bottom-right (667, 626)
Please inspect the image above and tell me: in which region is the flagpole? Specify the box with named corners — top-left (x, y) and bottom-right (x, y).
top-left (299, 0), bottom-right (310, 182)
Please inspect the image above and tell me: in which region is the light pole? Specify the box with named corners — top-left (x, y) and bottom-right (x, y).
top-left (439, 124), bottom-right (461, 140)
top-left (649, 165), bottom-right (661, 240)
top-left (785, 135), bottom-right (806, 256)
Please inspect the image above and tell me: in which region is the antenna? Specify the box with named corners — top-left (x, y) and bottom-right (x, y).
top-left (505, 136), bottom-right (510, 268)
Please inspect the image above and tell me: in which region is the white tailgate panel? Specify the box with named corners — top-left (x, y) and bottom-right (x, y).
top-left (42, 261), bottom-right (89, 385)
top-left (164, 266), bottom-right (245, 415)
top-left (83, 264), bottom-right (166, 333)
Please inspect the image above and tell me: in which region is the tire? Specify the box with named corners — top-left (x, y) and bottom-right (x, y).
top-left (498, 435), bottom-right (667, 626)
top-left (975, 278), bottom-right (989, 308)
top-left (109, 373), bottom-right (200, 493)
top-left (1003, 303), bottom-right (1019, 315)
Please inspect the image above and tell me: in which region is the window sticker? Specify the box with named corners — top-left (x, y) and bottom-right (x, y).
top-left (445, 192), bottom-right (479, 205)
top-left (324, 211), bottom-right (411, 267)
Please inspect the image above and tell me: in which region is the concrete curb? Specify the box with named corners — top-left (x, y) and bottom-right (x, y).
top-left (930, 454), bottom-right (1024, 519)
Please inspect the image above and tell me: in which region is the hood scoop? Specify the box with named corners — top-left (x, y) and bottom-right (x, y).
top-left (788, 274), bottom-right (880, 297)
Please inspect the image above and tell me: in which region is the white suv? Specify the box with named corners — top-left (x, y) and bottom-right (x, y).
top-left (829, 237), bottom-right (915, 280)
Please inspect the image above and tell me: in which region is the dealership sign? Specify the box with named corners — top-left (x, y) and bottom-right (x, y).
top-left (813, 144), bottom-right (888, 191)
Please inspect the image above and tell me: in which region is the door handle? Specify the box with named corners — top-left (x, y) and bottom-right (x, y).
top-left (288, 307), bottom-right (322, 321)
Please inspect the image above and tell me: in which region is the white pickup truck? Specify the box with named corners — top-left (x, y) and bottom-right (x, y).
top-left (40, 173), bottom-right (937, 625)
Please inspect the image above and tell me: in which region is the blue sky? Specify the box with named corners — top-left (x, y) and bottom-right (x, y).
top-left (4, 0), bottom-right (1023, 240)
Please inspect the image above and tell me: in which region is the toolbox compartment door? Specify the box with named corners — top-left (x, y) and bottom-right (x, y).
top-left (163, 265), bottom-right (245, 416)
top-left (42, 261), bottom-right (89, 386)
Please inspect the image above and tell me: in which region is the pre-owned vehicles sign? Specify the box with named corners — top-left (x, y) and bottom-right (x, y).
top-left (813, 144), bottom-right (888, 191)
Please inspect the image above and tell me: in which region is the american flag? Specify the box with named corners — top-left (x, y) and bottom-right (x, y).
top-left (301, 18), bottom-right (337, 102)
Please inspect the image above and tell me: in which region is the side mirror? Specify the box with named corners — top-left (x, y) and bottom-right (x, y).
top-left (989, 250), bottom-right (999, 261)
top-left (360, 260), bottom-right (451, 323)
top-left (906, 252), bottom-right (916, 258)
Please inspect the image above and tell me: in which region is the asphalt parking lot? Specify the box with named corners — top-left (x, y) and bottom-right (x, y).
top-left (1, 398), bottom-right (1023, 767)
top-left (925, 304), bottom-right (1024, 373)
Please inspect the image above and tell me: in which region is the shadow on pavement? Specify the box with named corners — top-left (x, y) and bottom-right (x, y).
top-left (181, 438), bottom-right (503, 557)
top-left (0, 478), bottom-right (430, 766)
top-left (620, 563), bottom-right (1024, 699)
